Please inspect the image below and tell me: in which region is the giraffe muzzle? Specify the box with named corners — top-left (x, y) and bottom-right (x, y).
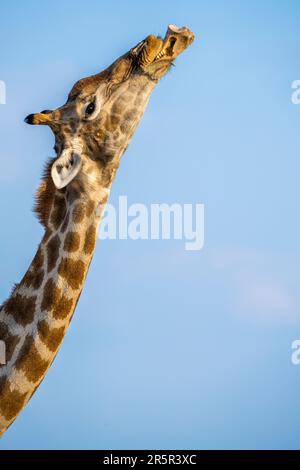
top-left (139, 24), bottom-right (194, 67)
top-left (159, 24), bottom-right (195, 61)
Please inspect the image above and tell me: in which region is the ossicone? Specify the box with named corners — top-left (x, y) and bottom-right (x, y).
top-left (24, 110), bottom-right (54, 125)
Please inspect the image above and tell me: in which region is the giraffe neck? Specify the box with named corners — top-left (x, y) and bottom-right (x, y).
top-left (0, 183), bottom-right (107, 435)
top-left (0, 74), bottom-right (156, 436)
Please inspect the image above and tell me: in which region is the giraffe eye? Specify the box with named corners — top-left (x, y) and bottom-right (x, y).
top-left (85, 101), bottom-right (96, 116)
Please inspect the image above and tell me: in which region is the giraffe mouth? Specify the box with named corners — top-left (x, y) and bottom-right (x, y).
top-left (154, 25), bottom-right (194, 62)
top-left (137, 24), bottom-right (195, 69)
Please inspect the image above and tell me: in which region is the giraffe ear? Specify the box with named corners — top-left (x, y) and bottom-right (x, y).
top-left (51, 152), bottom-right (82, 189)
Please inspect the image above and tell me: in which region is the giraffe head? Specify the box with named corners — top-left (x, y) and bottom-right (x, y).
top-left (25, 25), bottom-right (194, 197)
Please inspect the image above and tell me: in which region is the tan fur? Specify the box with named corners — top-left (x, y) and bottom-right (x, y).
top-left (34, 159), bottom-right (57, 227)
top-left (0, 25), bottom-right (194, 436)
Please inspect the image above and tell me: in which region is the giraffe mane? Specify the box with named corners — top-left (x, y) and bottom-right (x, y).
top-left (33, 158), bottom-right (57, 227)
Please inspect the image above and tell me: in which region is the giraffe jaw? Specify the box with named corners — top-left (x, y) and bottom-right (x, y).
top-left (137, 24), bottom-right (195, 76)
top-left (154, 25), bottom-right (195, 62)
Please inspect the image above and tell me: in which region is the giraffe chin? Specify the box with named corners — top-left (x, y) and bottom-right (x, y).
top-left (158, 25), bottom-right (194, 61)
top-left (137, 24), bottom-right (195, 79)
top-left (51, 152), bottom-right (82, 189)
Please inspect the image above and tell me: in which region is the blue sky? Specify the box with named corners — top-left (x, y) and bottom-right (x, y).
top-left (0, 0), bottom-right (300, 449)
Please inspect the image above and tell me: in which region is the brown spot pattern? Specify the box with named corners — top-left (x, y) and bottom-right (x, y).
top-left (111, 102), bottom-right (123, 115)
top-left (47, 235), bottom-right (60, 273)
top-left (124, 109), bottom-right (136, 122)
top-left (0, 322), bottom-right (20, 363)
top-left (84, 225), bottom-right (97, 255)
top-left (110, 114), bottom-right (120, 127)
top-left (37, 320), bottom-right (65, 353)
top-left (15, 336), bottom-right (49, 383)
top-left (23, 247), bottom-right (44, 290)
top-left (102, 166), bottom-right (115, 186)
top-left (86, 201), bottom-right (95, 218)
top-left (72, 203), bottom-right (85, 224)
top-left (64, 231), bottom-right (80, 253)
top-left (0, 377), bottom-right (27, 421)
top-left (5, 294), bottom-right (36, 326)
top-left (41, 279), bottom-right (61, 312)
top-left (32, 247), bottom-right (44, 270)
top-left (25, 269), bottom-right (44, 290)
top-left (52, 295), bottom-right (73, 320)
top-left (50, 195), bottom-right (66, 230)
top-left (58, 258), bottom-right (86, 290)
top-left (120, 121), bottom-right (131, 133)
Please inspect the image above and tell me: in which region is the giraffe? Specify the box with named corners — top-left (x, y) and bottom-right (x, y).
top-left (0, 25), bottom-right (194, 436)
